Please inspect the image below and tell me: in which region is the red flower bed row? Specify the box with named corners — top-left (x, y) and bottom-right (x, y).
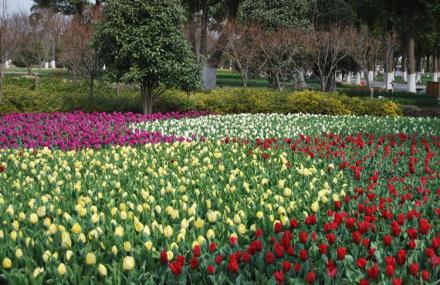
top-left (156, 133), bottom-right (439, 284)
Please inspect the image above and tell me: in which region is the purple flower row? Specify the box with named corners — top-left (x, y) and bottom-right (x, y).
top-left (0, 111), bottom-right (207, 150)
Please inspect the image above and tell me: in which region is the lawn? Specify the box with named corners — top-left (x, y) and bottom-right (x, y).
top-left (0, 112), bottom-right (439, 284)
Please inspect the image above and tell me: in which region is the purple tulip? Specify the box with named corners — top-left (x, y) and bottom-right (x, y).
top-left (0, 111), bottom-right (208, 150)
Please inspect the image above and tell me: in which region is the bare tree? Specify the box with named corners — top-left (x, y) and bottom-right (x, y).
top-left (0, 5), bottom-right (27, 103)
top-left (226, 24), bottom-right (260, 87)
top-left (351, 26), bottom-right (386, 97)
top-left (25, 9), bottom-right (62, 90)
top-left (59, 10), bottom-right (101, 98)
top-left (256, 27), bottom-right (307, 91)
top-left (309, 26), bottom-right (358, 92)
top-left (382, 31), bottom-right (398, 91)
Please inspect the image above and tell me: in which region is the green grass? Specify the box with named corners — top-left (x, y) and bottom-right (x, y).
top-left (375, 73), bottom-right (433, 85)
top-left (4, 67), bottom-right (70, 79)
top-left (216, 69), bottom-right (268, 88)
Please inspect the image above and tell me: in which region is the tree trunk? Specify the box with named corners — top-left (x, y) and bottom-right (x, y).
top-left (385, 53), bottom-right (394, 90)
top-left (298, 69), bottom-right (306, 88)
top-left (141, 83), bottom-right (154, 114)
top-left (355, 72), bottom-right (361, 85)
top-left (324, 73), bottom-right (336, 92)
top-left (0, 64), bottom-right (3, 104)
top-left (88, 79), bottom-right (94, 98)
top-left (433, 53), bottom-right (439, 82)
top-left (364, 69), bottom-right (374, 98)
top-left (416, 55), bottom-right (422, 83)
top-left (426, 55), bottom-right (430, 75)
top-left (204, 0), bottom-right (240, 90)
top-left (344, 72), bottom-right (351, 84)
top-left (407, 23), bottom-right (416, 93)
top-left (35, 66), bottom-right (41, 91)
top-left (368, 70), bottom-right (374, 86)
top-left (275, 74), bottom-right (282, 91)
top-left (336, 72), bottom-right (343, 83)
top-left (240, 72), bottom-right (248, 88)
top-left (200, 0), bottom-right (208, 58)
top-left (401, 56), bottom-right (407, 82)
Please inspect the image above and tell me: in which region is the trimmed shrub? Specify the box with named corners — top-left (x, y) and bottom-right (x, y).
top-left (0, 78), bottom-right (401, 117)
top-left (185, 89), bottom-right (399, 117)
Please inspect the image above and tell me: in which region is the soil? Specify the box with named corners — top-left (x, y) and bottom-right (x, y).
top-left (402, 105), bottom-right (440, 118)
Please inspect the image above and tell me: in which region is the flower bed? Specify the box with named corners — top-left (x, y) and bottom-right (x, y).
top-left (133, 113), bottom-right (440, 139)
top-left (0, 112), bottom-right (439, 284)
top-left (0, 111), bottom-right (207, 150)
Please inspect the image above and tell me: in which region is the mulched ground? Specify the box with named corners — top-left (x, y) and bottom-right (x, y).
top-left (402, 105), bottom-right (440, 118)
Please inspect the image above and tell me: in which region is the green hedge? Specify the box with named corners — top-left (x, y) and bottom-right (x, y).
top-left (0, 78), bottom-right (141, 114)
top-left (0, 77), bottom-right (401, 117)
top-left (157, 89), bottom-right (401, 117)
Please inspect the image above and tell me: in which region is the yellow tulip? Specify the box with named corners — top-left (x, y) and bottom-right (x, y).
top-left (122, 256), bottom-right (135, 271)
top-left (98, 264), bottom-right (107, 276)
top-left (71, 223), bottom-right (81, 234)
top-left (57, 263), bottom-right (67, 276)
top-left (86, 253), bottom-right (96, 266)
top-left (2, 258), bottom-right (12, 269)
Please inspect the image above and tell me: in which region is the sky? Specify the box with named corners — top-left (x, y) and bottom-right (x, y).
top-left (3, 0), bottom-right (33, 13)
top-left (3, 0), bottom-right (99, 13)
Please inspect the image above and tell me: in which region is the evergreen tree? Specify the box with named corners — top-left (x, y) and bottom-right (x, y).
top-left (94, 0), bottom-right (200, 114)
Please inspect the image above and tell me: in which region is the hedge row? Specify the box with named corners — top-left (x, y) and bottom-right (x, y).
top-left (156, 89), bottom-right (401, 117)
top-left (0, 77), bottom-right (401, 117)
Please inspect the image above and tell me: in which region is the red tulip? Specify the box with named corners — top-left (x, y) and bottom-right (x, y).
top-left (169, 261), bottom-right (182, 275)
top-left (265, 251), bottom-right (275, 264)
top-left (274, 271), bottom-right (284, 284)
top-left (421, 270), bottom-right (430, 281)
top-left (282, 261), bottom-right (291, 272)
top-left (189, 256), bottom-right (199, 269)
top-left (319, 243), bottom-right (328, 255)
top-left (209, 242), bottom-right (217, 253)
top-left (409, 263), bottom-right (419, 276)
top-left (160, 250), bottom-right (168, 264)
top-left (193, 245), bottom-right (201, 257)
top-left (299, 249), bottom-right (308, 261)
top-left (385, 264), bottom-right (394, 277)
top-left (383, 235), bottom-right (392, 246)
top-left (356, 257), bottom-right (367, 268)
top-left (337, 247), bottom-right (347, 260)
top-left (207, 265), bottom-right (215, 274)
top-left (305, 272), bottom-right (316, 284)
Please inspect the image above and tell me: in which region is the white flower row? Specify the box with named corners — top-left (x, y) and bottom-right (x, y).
top-left (133, 113), bottom-right (440, 140)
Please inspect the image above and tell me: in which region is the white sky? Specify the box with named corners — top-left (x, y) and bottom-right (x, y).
top-left (2, 0), bottom-right (33, 13)
top-left (2, 0), bottom-right (98, 14)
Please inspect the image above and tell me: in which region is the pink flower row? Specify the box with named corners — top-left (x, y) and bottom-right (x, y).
top-left (0, 111), bottom-right (207, 150)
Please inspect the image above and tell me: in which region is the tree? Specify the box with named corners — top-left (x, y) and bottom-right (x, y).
top-left (32, 0), bottom-right (91, 15)
top-left (238, 0), bottom-right (310, 89)
top-left (225, 23), bottom-right (260, 87)
top-left (26, 10), bottom-right (62, 89)
top-left (352, 26), bottom-right (386, 97)
top-left (255, 27), bottom-right (307, 90)
top-left (0, 10), bottom-right (28, 103)
top-left (59, 11), bottom-right (101, 98)
top-left (379, 0), bottom-right (435, 93)
top-left (309, 26), bottom-right (358, 92)
top-left (94, 0), bottom-right (200, 114)
top-left (240, 0), bottom-right (310, 30)
top-left (311, 0), bottom-right (356, 29)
